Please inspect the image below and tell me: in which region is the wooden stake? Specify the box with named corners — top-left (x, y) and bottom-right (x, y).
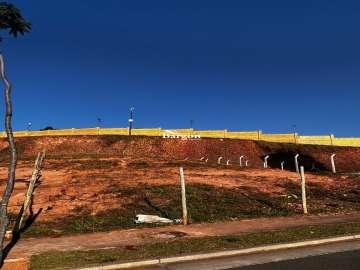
top-left (179, 167), bottom-right (188, 225)
top-left (17, 151), bottom-right (46, 230)
top-left (300, 166), bottom-right (308, 215)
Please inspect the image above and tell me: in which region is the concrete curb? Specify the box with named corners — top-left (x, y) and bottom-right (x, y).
top-left (74, 234), bottom-right (360, 270)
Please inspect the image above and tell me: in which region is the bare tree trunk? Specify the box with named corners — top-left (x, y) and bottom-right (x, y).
top-left (0, 53), bottom-right (17, 264)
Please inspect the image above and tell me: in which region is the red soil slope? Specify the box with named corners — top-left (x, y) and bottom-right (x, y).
top-left (0, 135), bottom-right (358, 226)
top-left (0, 135), bottom-right (358, 172)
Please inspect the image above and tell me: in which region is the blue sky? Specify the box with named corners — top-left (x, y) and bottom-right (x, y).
top-left (2, 0), bottom-right (360, 136)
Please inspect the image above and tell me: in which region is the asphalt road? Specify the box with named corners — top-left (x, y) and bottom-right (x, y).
top-left (235, 249), bottom-right (360, 270)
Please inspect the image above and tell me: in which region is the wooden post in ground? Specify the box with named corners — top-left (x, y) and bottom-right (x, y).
top-left (331, 154), bottom-right (336, 174)
top-left (300, 166), bottom-right (308, 215)
top-left (179, 167), bottom-right (188, 225)
top-left (17, 151), bottom-right (46, 231)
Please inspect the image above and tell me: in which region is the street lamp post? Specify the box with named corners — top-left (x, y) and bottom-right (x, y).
top-left (292, 124), bottom-right (298, 144)
top-left (129, 107), bottom-right (134, 136)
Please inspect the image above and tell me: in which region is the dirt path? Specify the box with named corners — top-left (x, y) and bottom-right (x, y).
top-left (7, 212), bottom-right (360, 259)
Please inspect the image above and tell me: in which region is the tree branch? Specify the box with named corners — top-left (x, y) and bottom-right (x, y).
top-left (0, 52), bottom-right (17, 264)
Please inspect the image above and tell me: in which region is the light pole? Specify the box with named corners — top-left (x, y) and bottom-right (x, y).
top-left (292, 124), bottom-right (297, 143)
top-left (129, 107), bottom-right (134, 136)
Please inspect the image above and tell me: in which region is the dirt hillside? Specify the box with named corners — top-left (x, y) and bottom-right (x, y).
top-left (0, 135), bottom-right (358, 237)
top-left (0, 135), bottom-right (358, 172)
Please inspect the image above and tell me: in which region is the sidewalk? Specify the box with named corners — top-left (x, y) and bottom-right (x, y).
top-left (8, 212), bottom-right (360, 259)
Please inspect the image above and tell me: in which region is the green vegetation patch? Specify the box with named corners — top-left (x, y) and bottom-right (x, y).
top-left (29, 222), bottom-right (360, 270)
top-left (22, 183), bottom-right (295, 237)
top-left (19, 182), bottom-right (360, 238)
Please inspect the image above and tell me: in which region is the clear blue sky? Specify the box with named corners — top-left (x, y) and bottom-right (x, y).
top-left (2, 0), bottom-right (360, 136)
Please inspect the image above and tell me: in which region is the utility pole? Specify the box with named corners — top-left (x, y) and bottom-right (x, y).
top-left (128, 107), bottom-right (134, 136)
top-left (97, 118), bottom-right (102, 128)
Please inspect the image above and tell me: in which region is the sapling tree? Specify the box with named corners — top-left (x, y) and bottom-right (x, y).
top-left (0, 2), bottom-right (30, 264)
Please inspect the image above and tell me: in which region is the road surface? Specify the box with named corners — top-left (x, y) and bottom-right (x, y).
top-left (233, 249), bottom-right (360, 270)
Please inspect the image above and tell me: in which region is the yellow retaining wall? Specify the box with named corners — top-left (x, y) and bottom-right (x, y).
top-left (0, 127), bottom-right (359, 147)
top-left (297, 135), bottom-right (333, 146)
top-left (226, 131), bottom-right (259, 140)
top-left (99, 128), bottom-right (128, 135)
top-left (260, 133), bottom-right (296, 143)
top-left (131, 128), bottom-right (162, 136)
top-left (163, 129), bottom-right (194, 135)
top-left (47, 129), bottom-right (79, 136)
top-left (332, 138), bottom-right (360, 147)
top-left (196, 130), bottom-right (227, 138)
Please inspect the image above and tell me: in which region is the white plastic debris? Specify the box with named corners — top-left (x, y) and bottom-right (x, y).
top-left (135, 214), bottom-right (174, 224)
top-left (280, 194), bottom-right (298, 199)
